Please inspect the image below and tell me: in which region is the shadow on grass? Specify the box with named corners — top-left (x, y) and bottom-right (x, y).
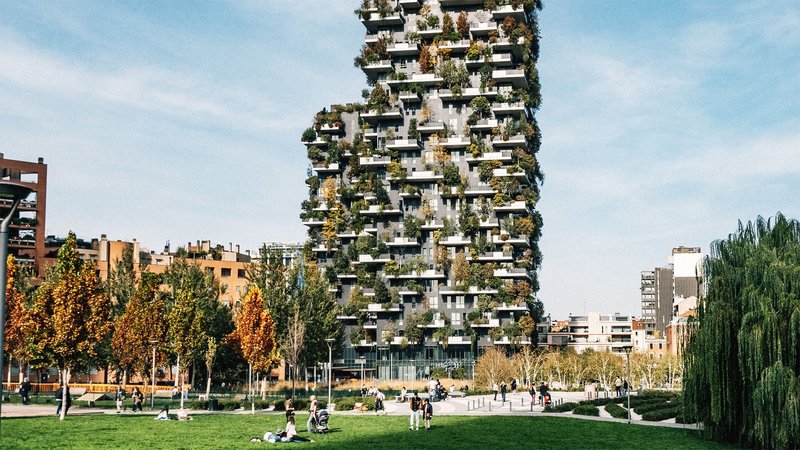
top-left (0, 412), bottom-right (733, 449)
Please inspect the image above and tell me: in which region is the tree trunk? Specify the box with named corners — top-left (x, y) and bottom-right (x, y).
top-left (59, 368), bottom-right (71, 421)
top-left (205, 360), bottom-right (212, 399)
top-left (191, 360), bottom-right (196, 391)
top-left (103, 363), bottom-right (108, 385)
top-left (178, 358), bottom-right (185, 410)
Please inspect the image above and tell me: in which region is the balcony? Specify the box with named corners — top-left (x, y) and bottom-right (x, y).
top-left (398, 0), bottom-right (422, 8)
top-left (440, 0), bottom-right (482, 5)
top-left (406, 170), bottom-right (443, 182)
top-left (361, 11), bottom-right (405, 32)
top-left (440, 235), bottom-right (471, 246)
top-left (497, 302), bottom-right (529, 311)
top-left (469, 119), bottom-right (498, 131)
top-left (479, 218), bottom-right (500, 228)
top-left (476, 250), bottom-right (513, 262)
top-left (493, 234), bottom-right (530, 246)
top-left (417, 27), bottom-right (443, 39)
top-left (386, 237), bottom-right (420, 247)
top-left (495, 336), bottom-right (532, 345)
top-left (493, 267), bottom-right (529, 279)
top-left (447, 336), bottom-right (472, 345)
top-left (361, 204), bottom-right (402, 216)
top-left (492, 167), bottom-right (528, 180)
top-left (440, 87), bottom-right (498, 101)
top-left (312, 162), bottom-right (341, 173)
top-left (365, 303), bottom-right (402, 312)
top-left (416, 121), bottom-right (445, 134)
top-left (438, 136), bottom-right (471, 148)
top-left (465, 53), bottom-right (513, 68)
top-left (386, 139), bottom-right (420, 150)
top-left (359, 155), bottom-right (391, 166)
top-left (354, 339), bottom-right (377, 348)
top-left (472, 318), bottom-right (500, 328)
top-left (386, 73), bottom-right (443, 87)
top-left (438, 39), bottom-right (471, 53)
top-left (465, 150), bottom-right (512, 163)
top-left (318, 123), bottom-right (342, 134)
top-left (361, 108), bottom-right (403, 121)
top-left (491, 4), bottom-right (526, 20)
top-left (356, 253), bottom-right (392, 264)
top-left (494, 200), bottom-right (527, 213)
top-left (387, 42), bottom-right (419, 56)
top-left (491, 134), bottom-right (527, 148)
top-left (491, 102), bottom-right (526, 115)
top-left (421, 219), bottom-right (444, 230)
top-left (398, 90), bottom-right (421, 102)
top-left (422, 319), bottom-right (447, 329)
top-left (302, 136), bottom-right (329, 147)
top-left (361, 59), bottom-right (393, 74)
top-left (302, 218), bottom-right (326, 227)
top-left (492, 69), bottom-right (528, 88)
top-left (469, 21), bottom-right (497, 35)
top-left (464, 186), bottom-right (497, 196)
top-left (440, 285), bottom-right (498, 295)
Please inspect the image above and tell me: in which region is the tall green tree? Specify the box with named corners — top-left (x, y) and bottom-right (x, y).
top-left (684, 213), bottom-right (800, 448)
top-left (27, 232), bottom-right (112, 420)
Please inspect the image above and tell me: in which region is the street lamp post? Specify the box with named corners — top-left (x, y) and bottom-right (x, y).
top-left (623, 345), bottom-right (633, 424)
top-left (149, 340), bottom-right (159, 410)
top-left (325, 338), bottom-right (334, 407)
top-left (0, 182), bottom-right (33, 430)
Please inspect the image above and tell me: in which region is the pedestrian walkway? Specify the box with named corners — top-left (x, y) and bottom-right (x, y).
top-left (2, 391), bottom-right (697, 430)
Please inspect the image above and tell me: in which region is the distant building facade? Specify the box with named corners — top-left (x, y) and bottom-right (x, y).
top-left (0, 154), bottom-right (47, 276)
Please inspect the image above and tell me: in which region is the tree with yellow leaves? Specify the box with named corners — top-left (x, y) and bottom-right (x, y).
top-left (27, 232), bottom-right (112, 420)
top-left (4, 256), bottom-right (32, 383)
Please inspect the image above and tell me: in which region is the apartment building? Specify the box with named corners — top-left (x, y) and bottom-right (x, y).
top-left (641, 246), bottom-right (703, 338)
top-left (537, 313), bottom-right (633, 355)
top-left (301, 0), bottom-right (544, 379)
top-left (0, 154), bottom-right (47, 276)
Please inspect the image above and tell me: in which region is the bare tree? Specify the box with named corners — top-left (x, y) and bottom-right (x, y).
top-left (283, 306), bottom-right (306, 397)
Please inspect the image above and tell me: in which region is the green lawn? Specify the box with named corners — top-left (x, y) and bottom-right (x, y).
top-left (1, 414), bottom-right (732, 449)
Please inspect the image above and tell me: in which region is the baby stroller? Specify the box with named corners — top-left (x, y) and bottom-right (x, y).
top-left (311, 409), bottom-right (330, 434)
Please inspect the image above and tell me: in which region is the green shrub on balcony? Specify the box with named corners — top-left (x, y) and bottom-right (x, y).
top-left (301, 127), bottom-right (317, 142)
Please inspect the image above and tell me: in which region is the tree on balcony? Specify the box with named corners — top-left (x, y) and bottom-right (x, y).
top-left (419, 45), bottom-right (434, 73)
top-left (457, 11), bottom-right (470, 38)
top-left (437, 60), bottom-right (470, 96)
top-left (367, 84), bottom-right (391, 114)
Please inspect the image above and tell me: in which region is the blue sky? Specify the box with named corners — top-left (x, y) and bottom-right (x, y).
top-left (1, 1), bottom-right (798, 319)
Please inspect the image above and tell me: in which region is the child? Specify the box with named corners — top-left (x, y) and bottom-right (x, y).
top-left (423, 398), bottom-right (433, 430)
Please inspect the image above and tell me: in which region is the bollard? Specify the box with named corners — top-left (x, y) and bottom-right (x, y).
top-left (489, 402), bottom-right (492, 411)
top-left (509, 401), bottom-right (512, 412)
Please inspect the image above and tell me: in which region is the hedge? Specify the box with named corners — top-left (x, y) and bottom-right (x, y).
top-left (189, 400), bottom-right (241, 411)
top-left (543, 402), bottom-right (578, 413)
top-left (604, 402), bottom-right (629, 419)
top-left (331, 396), bottom-right (376, 411)
top-left (634, 401), bottom-right (679, 415)
top-left (579, 398), bottom-right (616, 407)
top-left (573, 404), bottom-right (600, 416)
top-left (641, 406), bottom-right (680, 421)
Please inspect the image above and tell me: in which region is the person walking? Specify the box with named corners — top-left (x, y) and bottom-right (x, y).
top-left (422, 398), bottom-right (433, 430)
top-left (284, 395), bottom-right (295, 420)
top-left (19, 377), bottom-right (32, 405)
top-left (375, 389), bottom-right (385, 414)
top-left (55, 384), bottom-right (71, 416)
top-left (623, 379), bottom-right (629, 396)
top-left (511, 378), bottom-right (517, 394)
top-left (614, 376), bottom-right (622, 397)
top-left (529, 383), bottom-right (537, 404)
top-left (492, 382), bottom-right (498, 401)
top-left (500, 381), bottom-right (507, 403)
top-left (131, 387), bottom-right (144, 413)
top-left (115, 384), bottom-right (126, 413)
top-left (409, 392), bottom-right (421, 430)
top-left (307, 395), bottom-right (318, 433)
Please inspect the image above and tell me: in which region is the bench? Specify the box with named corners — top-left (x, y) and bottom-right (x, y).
top-left (232, 394), bottom-right (247, 401)
top-left (77, 392), bottom-right (111, 406)
top-left (395, 396), bottom-right (406, 403)
top-left (449, 391), bottom-right (466, 398)
top-left (69, 388), bottom-right (87, 397)
top-left (154, 390), bottom-right (175, 399)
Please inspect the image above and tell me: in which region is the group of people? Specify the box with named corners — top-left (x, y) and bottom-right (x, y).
top-left (614, 377), bottom-right (630, 397)
top-left (408, 392), bottom-right (434, 430)
top-left (114, 384), bottom-right (144, 413)
top-left (360, 385), bottom-right (387, 412)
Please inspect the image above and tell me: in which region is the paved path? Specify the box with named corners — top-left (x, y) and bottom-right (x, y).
top-left (1, 391), bottom-right (698, 430)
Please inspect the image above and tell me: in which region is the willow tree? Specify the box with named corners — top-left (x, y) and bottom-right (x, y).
top-left (684, 214), bottom-right (800, 448)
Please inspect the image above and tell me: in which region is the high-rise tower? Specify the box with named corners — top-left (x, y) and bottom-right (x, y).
top-left (300, 0), bottom-right (543, 380)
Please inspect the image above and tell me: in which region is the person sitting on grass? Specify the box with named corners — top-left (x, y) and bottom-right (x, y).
top-left (282, 415), bottom-right (310, 442)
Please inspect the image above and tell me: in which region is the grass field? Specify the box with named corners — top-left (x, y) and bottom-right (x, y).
top-left (1, 413), bottom-right (732, 449)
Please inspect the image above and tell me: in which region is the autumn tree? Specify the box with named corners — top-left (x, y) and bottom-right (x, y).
top-left (475, 346), bottom-right (514, 391)
top-left (27, 232), bottom-right (112, 420)
top-left (4, 256), bottom-right (32, 382)
top-left (456, 11), bottom-right (469, 38)
top-left (100, 245), bottom-right (138, 383)
top-left (111, 274), bottom-right (168, 388)
top-left (235, 287), bottom-right (278, 373)
top-left (419, 44), bottom-right (434, 73)
top-left (164, 258), bottom-right (225, 409)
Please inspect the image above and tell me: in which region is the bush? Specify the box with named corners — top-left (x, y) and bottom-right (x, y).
top-left (579, 398), bottom-right (615, 407)
top-left (573, 404), bottom-right (600, 416)
top-left (335, 397), bottom-right (355, 411)
top-left (604, 402), bottom-right (629, 419)
top-left (543, 402), bottom-right (578, 413)
top-left (641, 407), bottom-right (680, 421)
top-left (220, 400), bottom-right (241, 411)
top-left (634, 401), bottom-right (678, 415)
top-left (190, 400), bottom-right (208, 410)
top-left (254, 400), bottom-right (272, 410)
